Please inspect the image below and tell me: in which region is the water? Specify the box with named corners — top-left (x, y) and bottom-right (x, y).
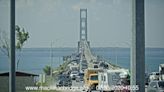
top-left (0, 47), bottom-right (164, 74)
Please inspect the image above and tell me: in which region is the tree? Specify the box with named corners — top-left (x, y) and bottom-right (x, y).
top-left (0, 30), bottom-right (10, 57)
top-left (0, 25), bottom-right (29, 69)
top-left (43, 65), bottom-right (51, 75)
top-left (15, 25), bottom-right (29, 69)
top-left (15, 25), bottom-right (29, 49)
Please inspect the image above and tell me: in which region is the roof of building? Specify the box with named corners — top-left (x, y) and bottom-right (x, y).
top-left (0, 71), bottom-right (39, 76)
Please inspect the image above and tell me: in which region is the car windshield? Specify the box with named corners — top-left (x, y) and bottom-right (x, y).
top-left (58, 75), bottom-right (69, 79)
top-left (90, 75), bottom-right (98, 80)
top-left (82, 63), bottom-right (87, 66)
top-left (79, 73), bottom-right (84, 76)
top-left (158, 81), bottom-right (164, 88)
top-left (58, 76), bottom-right (65, 80)
top-left (72, 71), bottom-right (78, 74)
top-left (93, 62), bottom-right (99, 64)
top-left (156, 73), bottom-right (159, 75)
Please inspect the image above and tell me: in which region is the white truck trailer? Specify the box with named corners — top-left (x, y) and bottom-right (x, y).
top-left (97, 69), bottom-right (130, 92)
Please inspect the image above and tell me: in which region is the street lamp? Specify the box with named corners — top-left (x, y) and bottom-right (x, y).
top-left (10, 0), bottom-right (16, 92)
top-left (50, 41), bottom-right (53, 78)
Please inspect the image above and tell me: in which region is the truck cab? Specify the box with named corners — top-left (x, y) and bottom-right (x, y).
top-left (88, 74), bottom-right (99, 90)
top-left (84, 68), bottom-right (103, 92)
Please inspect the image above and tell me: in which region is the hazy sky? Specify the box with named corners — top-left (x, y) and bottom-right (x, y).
top-left (0, 0), bottom-right (164, 48)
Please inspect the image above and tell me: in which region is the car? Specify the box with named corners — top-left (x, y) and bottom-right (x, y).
top-left (76, 73), bottom-right (84, 82)
top-left (99, 61), bottom-right (108, 69)
top-left (145, 73), bottom-right (149, 85)
top-left (70, 71), bottom-right (79, 80)
top-left (147, 81), bottom-right (164, 92)
top-left (149, 72), bottom-right (160, 82)
top-left (93, 64), bottom-right (99, 68)
top-left (82, 64), bottom-right (88, 69)
top-left (56, 74), bottom-right (72, 87)
top-left (92, 61), bottom-right (99, 68)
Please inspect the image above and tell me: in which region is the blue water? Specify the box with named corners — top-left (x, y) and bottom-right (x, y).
top-left (0, 48), bottom-right (164, 74)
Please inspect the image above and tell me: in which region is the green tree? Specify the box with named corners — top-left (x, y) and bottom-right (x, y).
top-left (43, 65), bottom-right (51, 75)
top-left (15, 25), bottom-right (29, 69)
top-left (0, 25), bottom-right (29, 69)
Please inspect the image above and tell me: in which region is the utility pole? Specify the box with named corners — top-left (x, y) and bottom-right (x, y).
top-left (115, 46), bottom-right (118, 66)
top-left (131, 0), bottom-right (145, 92)
top-left (9, 0), bottom-right (15, 92)
top-left (50, 42), bottom-right (53, 80)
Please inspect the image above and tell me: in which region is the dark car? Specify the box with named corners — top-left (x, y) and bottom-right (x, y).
top-left (82, 64), bottom-right (88, 69)
top-left (145, 73), bottom-right (149, 85)
top-left (93, 64), bottom-right (99, 68)
top-left (56, 74), bottom-right (72, 87)
top-left (99, 61), bottom-right (108, 69)
top-left (147, 81), bottom-right (164, 92)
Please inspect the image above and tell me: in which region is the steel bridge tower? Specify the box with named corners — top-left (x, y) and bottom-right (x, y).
top-left (78, 9), bottom-right (90, 52)
top-left (80, 9), bottom-right (88, 41)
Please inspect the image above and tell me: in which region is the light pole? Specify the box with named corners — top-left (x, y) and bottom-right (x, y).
top-left (50, 41), bottom-right (53, 80)
top-left (10, 0), bottom-right (15, 92)
top-left (115, 46), bottom-right (118, 66)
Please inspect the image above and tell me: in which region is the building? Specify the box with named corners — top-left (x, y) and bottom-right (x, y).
top-left (0, 71), bottom-right (38, 92)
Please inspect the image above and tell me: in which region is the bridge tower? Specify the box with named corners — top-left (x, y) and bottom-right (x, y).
top-left (78, 9), bottom-right (90, 52)
top-left (80, 9), bottom-right (88, 41)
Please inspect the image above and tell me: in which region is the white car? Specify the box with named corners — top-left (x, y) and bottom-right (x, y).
top-left (70, 71), bottom-right (79, 80)
top-left (147, 81), bottom-right (164, 92)
top-left (149, 72), bottom-right (160, 82)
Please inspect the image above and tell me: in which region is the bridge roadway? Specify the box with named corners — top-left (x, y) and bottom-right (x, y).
top-left (79, 40), bottom-right (119, 70)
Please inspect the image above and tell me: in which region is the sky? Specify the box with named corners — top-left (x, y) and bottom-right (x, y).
top-left (0, 0), bottom-right (164, 48)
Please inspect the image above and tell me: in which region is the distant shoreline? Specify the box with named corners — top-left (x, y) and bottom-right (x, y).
top-left (23, 47), bottom-right (164, 49)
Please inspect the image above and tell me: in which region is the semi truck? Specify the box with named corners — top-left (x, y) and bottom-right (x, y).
top-left (97, 69), bottom-right (130, 92)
